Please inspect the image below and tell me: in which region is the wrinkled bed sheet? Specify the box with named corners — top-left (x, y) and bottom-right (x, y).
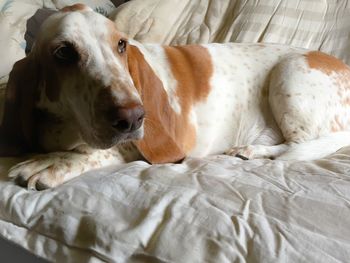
top-left (1, 0), bottom-right (350, 262)
top-left (1, 152), bottom-right (350, 262)
top-left (0, 153), bottom-right (350, 262)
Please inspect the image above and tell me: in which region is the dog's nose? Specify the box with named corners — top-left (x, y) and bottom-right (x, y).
top-left (109, 105), bottom-right (145, 133)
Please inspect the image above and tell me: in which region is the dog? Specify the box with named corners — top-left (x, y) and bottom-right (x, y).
top-left (1, 4), bottom-right (350, 190)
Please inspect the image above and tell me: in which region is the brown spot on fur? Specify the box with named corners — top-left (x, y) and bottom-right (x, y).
top-left (308, 52), bottom-right (350, 109)
top-left (331, 115), bottom-right (345, 132)
top-left (305, 51), bottom-right (350, 76)
top-left (342, 97), bottom-right (350, 106)
top-left (61, 4), bottom-right (90, 12)
top-left (127, 45), bottom-right (213, 163)
top-left (331, 125), bottom-right (338, 133)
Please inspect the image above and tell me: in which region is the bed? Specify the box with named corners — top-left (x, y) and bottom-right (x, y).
top-left (0, 0), bottom-right (350, 262)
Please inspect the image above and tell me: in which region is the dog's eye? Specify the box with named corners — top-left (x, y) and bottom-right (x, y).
top-left (53, 42), bottom-right (79, 64)
top-left (118, 39), bottom-right (127, 54)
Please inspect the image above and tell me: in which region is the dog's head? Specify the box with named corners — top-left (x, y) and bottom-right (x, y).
top-left (0, 4), bottom-right (145, 155)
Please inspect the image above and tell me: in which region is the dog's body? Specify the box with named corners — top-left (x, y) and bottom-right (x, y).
top-left (1, 4), bottom-right (350, 189)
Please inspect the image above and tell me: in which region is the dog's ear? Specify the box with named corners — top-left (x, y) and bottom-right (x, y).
top-left (128, 45), bottom-right (186, 164)
top-left (0, 55), bottom-right (39, 156)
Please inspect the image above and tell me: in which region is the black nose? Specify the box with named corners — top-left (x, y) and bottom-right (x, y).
top-left (109, 105), bottom-right (145, 133)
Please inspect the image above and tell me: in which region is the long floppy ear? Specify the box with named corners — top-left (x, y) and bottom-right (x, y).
top-left (0, 55), bottom-right (39, 156)
top-left (127, 45), bottom-right (186, 164)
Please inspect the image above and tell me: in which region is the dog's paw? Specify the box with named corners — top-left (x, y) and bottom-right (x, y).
top-left (226, 144), bottom-right (288, 160)
top-left (9, 152), bottom-right (83, 190)
top-left (225, 146), bottom-right (254, 160)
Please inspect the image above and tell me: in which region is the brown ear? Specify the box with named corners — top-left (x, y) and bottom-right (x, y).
top-left (0, 56), bottom-right (39, 156)
top-left (127, 45), bottom-right (186, 164)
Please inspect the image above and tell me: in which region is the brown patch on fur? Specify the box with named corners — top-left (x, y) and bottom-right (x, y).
top-left (164, 46), bottom-right (212, 101)
top-left (61, 4), bottom-right (90, 12)
top-left (127, 45), bottom-right (213, 163)
top-left (305, 52), bottom-right (350, 109)
top-left (305, 51), bottom-right (350, 76)
top-left (164, 45), bottom-right (213, 151)
top-left (342, 97), bottom-right (350, 106)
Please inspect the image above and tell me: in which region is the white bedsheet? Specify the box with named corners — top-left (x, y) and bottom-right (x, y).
top-left (1, 150), bottom-right (350, 262)
top-left (1, 0), bottom-right (350, 262)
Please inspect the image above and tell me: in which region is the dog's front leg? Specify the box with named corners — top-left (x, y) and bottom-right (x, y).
top-left (8, 144), bottom-right (138, 190)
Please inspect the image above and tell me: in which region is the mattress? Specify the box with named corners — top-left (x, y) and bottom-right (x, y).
top-left (1, 0), bottom-right (350, 262)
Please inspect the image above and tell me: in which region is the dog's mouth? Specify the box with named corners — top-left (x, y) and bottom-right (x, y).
top-left (81, 99), bottom-right (145, 149)
top-left (113, 127), bottom-right (144, 144)
top-left (81, 123), bottom-right (144, 150)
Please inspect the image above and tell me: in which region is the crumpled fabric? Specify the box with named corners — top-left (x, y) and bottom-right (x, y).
top-left (1, 149), bottom-right (350, 262)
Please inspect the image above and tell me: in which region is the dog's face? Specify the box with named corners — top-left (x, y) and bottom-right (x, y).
top-left (3, 5), bottom-right (145, 152)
